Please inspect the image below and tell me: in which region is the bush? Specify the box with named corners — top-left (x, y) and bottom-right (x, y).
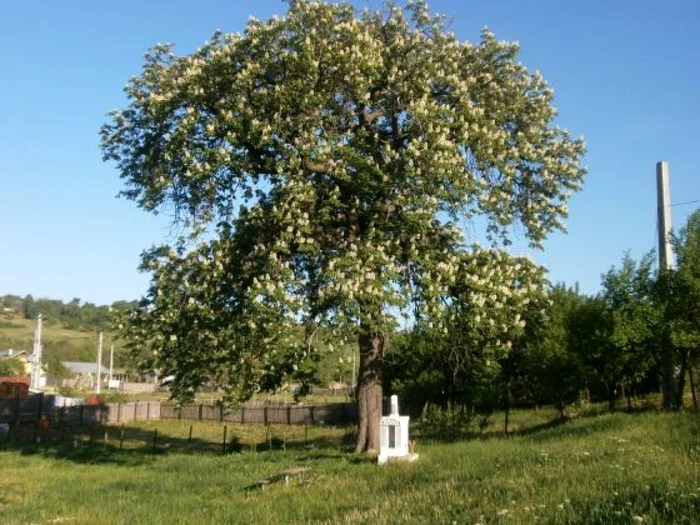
top-left (56, 385), bottom-right (82, 398)
top-left (99, 391), bottom-right (128, 404)
top-left (418, 402), bottom-right (488, 440)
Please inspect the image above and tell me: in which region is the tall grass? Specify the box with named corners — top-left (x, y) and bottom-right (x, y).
top-left (0, 408), bottom-right (698, 524)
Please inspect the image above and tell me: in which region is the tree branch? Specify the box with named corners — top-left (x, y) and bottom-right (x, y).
top-left (303, 158), bottom-right (329, 173)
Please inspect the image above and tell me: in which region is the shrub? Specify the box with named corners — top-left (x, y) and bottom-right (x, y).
top-left (418, 402), bottom-right (488, 440)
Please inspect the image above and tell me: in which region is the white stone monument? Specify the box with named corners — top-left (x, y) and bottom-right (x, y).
top-left (378, 395), bottom-right (418, 465)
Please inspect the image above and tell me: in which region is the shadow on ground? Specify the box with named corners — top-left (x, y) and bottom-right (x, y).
top-left (0, 421), bottom-right (357, 466)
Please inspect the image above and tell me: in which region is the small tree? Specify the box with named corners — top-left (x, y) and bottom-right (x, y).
top-left (595, 253), bottom-right (659, 409)
top-left (23, 294), bottom-right (38, 320)
top-left (514, 284), bottom-right (586, 415)
top-left (102, 1), bottom-right (585, 452)
top-left (659, 209), bottom-right (700, 409)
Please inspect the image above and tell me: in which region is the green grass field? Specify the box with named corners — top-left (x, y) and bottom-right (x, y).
top-left (1, 407), bottom-right (698, 524)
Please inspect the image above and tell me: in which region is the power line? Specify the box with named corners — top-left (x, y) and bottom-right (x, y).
top-left (669, 198), bottom-right (700, 208)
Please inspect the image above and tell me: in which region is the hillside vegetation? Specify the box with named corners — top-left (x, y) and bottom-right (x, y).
top-left (0, 294), bottom-right (135, 375)
top-left (0, 295), bottom-right (354, 386)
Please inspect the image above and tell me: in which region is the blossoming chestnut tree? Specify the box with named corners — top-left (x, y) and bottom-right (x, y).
top-left (101, 0), bottom-right (585, 453)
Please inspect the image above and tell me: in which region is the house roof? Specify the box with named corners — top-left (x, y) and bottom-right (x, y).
top-left (61, 361), bottom-right (126, 375)
top-left (0, 376), bottom-right (30, 385)
top-left (0, 349), bottom-right (28, 359)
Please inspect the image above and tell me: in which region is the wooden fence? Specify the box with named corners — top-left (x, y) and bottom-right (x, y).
top-left (0, 395), bottom-right (160, 426)
top-left (0, 395), bottom-right (356, 428)
top-left (160, 402), bottom-right (355, 425)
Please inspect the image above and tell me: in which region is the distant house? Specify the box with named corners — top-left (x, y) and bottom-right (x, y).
top-left (61, 361), bottom-right (129, 389)
top-left (1, 307), bottom-right (17, 317)
top-left (0, 376), bottom-right (30, 396)
top-left (0, 349), bottom-right (31, 375)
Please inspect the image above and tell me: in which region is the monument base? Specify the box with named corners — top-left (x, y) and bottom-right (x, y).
top-left (378, 453), bottom-right (419, 465)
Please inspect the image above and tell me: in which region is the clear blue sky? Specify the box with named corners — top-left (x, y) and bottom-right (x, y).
top-left (1, 1), bottom-right (698, 305)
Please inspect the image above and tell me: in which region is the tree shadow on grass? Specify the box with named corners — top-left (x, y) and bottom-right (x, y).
top-left (516, 405), bottom-right (668, 443)
top-left (416, 405), bottom-right (666, 445)
top-left (0, 422), bottom-right (357, 467)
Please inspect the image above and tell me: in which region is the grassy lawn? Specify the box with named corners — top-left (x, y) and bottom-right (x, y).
top-left (1, 407), bottom-right (698, 524)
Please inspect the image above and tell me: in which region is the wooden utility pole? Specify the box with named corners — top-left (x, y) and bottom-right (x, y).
top-left (96, 332), bottom-right (103, 394)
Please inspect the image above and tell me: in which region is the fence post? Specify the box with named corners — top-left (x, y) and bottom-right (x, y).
top-left (134, 401), bottom-right (138, 421)
top-left (199, 404), bottom-right (203, 421)
top-left (222, 425), bottom-right (227, 454)
top-left (220, 403), bottom-right (224, 423)
top-left (119, 424), bottom-right (125, 450)
top-left (264, 406), bottom-right (268, 426)
top-left (241, 406), bottom-right (245, 425)
top-left (147, 402), bottom-right (151, 420)
top-left (152, 429), bottom-right (157, 455)
top-left (36, 393), bottom-right (44, 425)
top-left (310, 406), bottom-right (315, 424)
top-left (188, 425), bottom-right (193, 448)
top-left (117, 403), bottom-right (121, 423)
top-left (14, 394), bottom-right (20, 428)
top-left (287, 406), bottom-right (291, 425)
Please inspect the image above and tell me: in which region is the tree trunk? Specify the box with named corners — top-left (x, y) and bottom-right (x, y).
top-left (662, 346), bottom-right (683, 410)
top-left (606, 381), bottom-right (616, 411)
top-left (672, 351), bottom-right (688, 410)
top-left (622, 383), bottom-right (631, 412)
top-left (354, 328), bottom-right (384, 454)
top-left (504, 382), bottom-right (510, 437)
top-left (689, 355), bottom-right (698, 411)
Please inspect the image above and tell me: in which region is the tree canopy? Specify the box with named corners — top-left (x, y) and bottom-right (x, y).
top-left (102, 0), bottom-right (585, 451)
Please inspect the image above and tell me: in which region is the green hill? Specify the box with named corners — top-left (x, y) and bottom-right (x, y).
top-left (0, 317), bottom-right (131, 376)
top-left (0, 293), bottom-right (136, 376)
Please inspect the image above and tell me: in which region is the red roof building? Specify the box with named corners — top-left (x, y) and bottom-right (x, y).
top-left (0, 376), bottom-right (30, 396)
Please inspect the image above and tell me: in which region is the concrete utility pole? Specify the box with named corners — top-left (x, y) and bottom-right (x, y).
top-left (96, 332), bottom-right (103, 394)
top-left (656, 160), bottom-right (674, 270)
top-left (30, 314), bottom-right (43, 390)
top-left (109, 344), bottom-right (114, 385)
top-left (657, 160), bottom-right (682, 409)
